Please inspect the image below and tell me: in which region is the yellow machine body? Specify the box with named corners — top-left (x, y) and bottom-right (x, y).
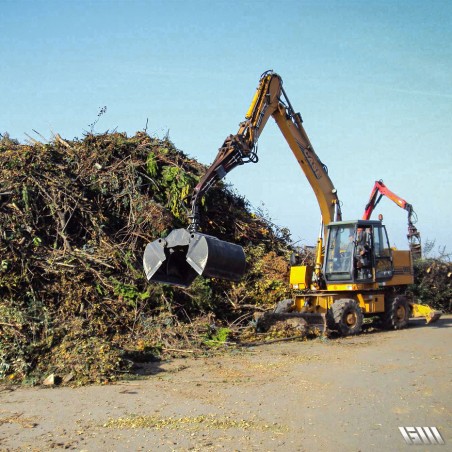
top-left (289, 265), bottom-right (313, 290)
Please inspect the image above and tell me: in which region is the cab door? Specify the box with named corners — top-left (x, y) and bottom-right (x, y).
top-left (372, 224), bottom-right (394, 281)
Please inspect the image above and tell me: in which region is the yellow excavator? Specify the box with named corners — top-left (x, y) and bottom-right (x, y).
top-left (143, 70), bottom-right (441, 335)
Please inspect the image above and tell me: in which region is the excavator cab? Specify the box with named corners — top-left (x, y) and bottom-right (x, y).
top-left (324, 220), bottom-right (394, 284)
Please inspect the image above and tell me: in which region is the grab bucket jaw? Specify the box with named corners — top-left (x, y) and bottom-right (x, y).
top-left (143, 228), bottom-right (246, 288)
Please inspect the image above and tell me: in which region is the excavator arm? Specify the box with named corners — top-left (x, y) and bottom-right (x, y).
top-left (188, 71), bottom-right (342, 232)
top-left (143, 71), bottom-right (341, 288)
top-left (363, 180), bottom-right (421, 259)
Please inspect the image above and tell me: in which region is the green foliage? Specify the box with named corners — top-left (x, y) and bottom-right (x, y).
top-left (22, 184), bottom-right (30, 210)
top-left (0, 297), bottom-right (50, 379)
top-left (146, 151), bottom-right (158, 177)
top-left (111, 279), bottom-right (151, 307)
top-left (121, 251), bottom-right (143, 280)
top-left (160, 165), bottom-right (196, 219)
top-left (183, 277), bottom-right (214, 313)
top-left (203, 326), bottom-right (231, 348)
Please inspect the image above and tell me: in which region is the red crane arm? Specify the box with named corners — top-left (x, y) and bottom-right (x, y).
top-left (363, 180), bottom-right (410, 220)
top-left (363, 180), bottom-right (421, 259)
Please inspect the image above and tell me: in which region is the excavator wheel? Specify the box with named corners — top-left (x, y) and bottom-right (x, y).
top-left (383, 295), bottom-right (409, 330)
top-left (328, 299), bottom-right (364, 336)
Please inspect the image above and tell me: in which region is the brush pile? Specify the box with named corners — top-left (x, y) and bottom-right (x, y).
top-left (2, 132), bottom-right (448, 385)
top-left (408, 258), bottom-right (452, 313)
top-left (0, 132), bottom-right (296, 384)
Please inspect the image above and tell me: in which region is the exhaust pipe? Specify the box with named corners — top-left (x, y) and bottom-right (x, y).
top-left (143, 229), bottom-right (246, 287)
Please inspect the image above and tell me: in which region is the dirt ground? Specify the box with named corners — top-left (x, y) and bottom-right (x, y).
top-left (1, 315), bottom-right (450, 452)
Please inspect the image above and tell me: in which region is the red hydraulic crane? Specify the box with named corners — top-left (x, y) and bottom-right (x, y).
top-left (363, 180), bottom-right (421, 259)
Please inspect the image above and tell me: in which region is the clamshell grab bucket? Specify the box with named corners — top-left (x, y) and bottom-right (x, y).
top-left (143, 228), bottom-right (246, 287)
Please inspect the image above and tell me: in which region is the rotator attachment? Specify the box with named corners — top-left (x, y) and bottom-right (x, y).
top-left (143, 228), bottom-right (246, 288)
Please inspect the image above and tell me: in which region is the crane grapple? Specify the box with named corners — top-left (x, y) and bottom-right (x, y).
top-left (143, 228), bottom-right (246, 287)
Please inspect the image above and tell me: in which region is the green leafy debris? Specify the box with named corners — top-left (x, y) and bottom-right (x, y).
top-left (0, 131), bottom-right (294, 384)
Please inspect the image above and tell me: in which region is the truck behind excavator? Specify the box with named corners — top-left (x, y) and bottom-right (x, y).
top-left (143, 70), bottom-right (441, 335)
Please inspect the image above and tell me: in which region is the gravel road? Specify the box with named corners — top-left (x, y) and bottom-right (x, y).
top-left (1, 315), bottom-right (451, 451)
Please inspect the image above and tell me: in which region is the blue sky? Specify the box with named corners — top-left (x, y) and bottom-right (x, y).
top-left (2, 0), bottom-right (451, 254)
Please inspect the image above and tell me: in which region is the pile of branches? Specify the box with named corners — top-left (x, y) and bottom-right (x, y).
top-left (408, 258), bottom-right (452, 313)
top-left (0, 131), bottom-right (296, 384)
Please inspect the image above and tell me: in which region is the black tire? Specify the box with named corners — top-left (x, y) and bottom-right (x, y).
top-left (328, 299), bottom-right (364, 336)
top-left (274, 299), bottom-right (294, 314)
top-left (383, 295), bottom-right (409, 330)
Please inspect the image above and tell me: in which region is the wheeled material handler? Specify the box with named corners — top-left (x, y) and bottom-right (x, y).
top-left (143, 71), bottom-right (441, 335)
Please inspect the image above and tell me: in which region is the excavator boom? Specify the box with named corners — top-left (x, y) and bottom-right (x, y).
top-left (143, 71), bottom-right (342, 287)
top-left (188, 71), bottom-right (341, 231)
